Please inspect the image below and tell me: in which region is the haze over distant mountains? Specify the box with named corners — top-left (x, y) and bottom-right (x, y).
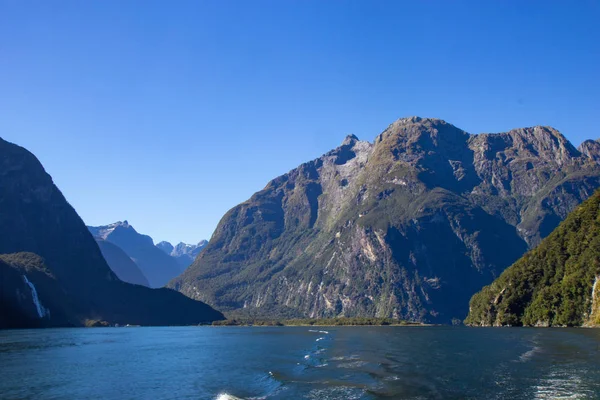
top-left (88, 221), bottom-right (207, 288)
top-left (157, 240), bottom-right (208, 270)
top-left (0, 137), bottom-right (223, 328)
top-left (94, 239), bottom-right (149, 287)
top-left (169, 117), bottom-right (600, 323)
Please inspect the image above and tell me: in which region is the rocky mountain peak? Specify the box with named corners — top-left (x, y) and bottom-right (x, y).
top-left (88, 221), bottom-right (128, 240)
top-left (579, 139), bottom-right (600, 162)
top-left (341, 134), bottom-right (360, 146)
top-left (503, 126), bottom-right (581, 165)
top-left (155, 240), bottom-right (208, 271)
top-left (156, 241), bottom-right (174, 254)
top-left (324, 133), bottom-right (371, 167)
top-left (171, 241), bottom-right (208, 257)
top-left (386, 116), bottom-right (449, 130)
top-left (376, 117), bottom-right (468, 149)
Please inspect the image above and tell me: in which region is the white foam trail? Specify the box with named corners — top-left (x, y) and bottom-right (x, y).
top-left (519, 346), bottom-right (541, 362)
top-left (316, 337), bottom-right (324, 341)
top-left (216, 394), bottom-right (268, 400)
top-left (308, 329), bottom-right (329, 334)
top-left (331, 355), bottom-right (360, 361)
top-left (215, 394), bottom-right (243, 400)
top-left (22, 275), bottom-right (49, 318)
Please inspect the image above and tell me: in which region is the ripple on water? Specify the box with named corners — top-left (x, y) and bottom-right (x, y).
top-left (533, 370), bottom-right (594, 399)
top-left (306, 386), bottom-right (365, 400)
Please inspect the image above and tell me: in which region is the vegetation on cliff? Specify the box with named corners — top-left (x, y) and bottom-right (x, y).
top-left (465, 191), bottom-right (600, 327)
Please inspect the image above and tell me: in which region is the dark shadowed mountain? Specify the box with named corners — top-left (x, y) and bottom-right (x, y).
top-left (88, 222), bottom-right (182, 288)
top-left (465, 190), bottom-right (600, 327)
top-left (95, 239), bottom-right (149, 287)
top-left (0, 252), bottom-right (76, 328)
top-left (157, 240), bottom-right (208, 270)
top-left (0, 137), bottom-right (224, 328)
top-left (169, 117), bottom-right (600, 323)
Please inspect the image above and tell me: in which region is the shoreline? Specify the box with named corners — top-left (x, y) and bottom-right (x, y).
top-left (211, 317), bottom-right (432, 327)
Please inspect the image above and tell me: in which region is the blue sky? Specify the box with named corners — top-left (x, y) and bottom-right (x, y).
top-left (1, 1), bottom-right (599, 244)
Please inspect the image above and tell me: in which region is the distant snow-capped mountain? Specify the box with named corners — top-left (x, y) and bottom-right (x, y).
top-left (87, 221), bottom-right (182, 288)
top-left (157, 240), bottom-right (208, 270)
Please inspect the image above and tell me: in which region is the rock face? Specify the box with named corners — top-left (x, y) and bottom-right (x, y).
top-left (95, 239), bottom-right (150, 287)
top-left (88, 221), bottom-right (182, 288)
top-left (465, 190), bottom-right (600, 327)
top-left (169, 117), bottom-right (600, 323)
top-left (0, 253), bottom-right (74, 328)
top-left (0, 137), bottom-right (224, 328)
top-left (157, 240), bottom-right (208, 270)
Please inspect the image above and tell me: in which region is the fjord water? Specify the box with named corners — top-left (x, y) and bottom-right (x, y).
top-left (1, 327), bottom-right (599, 400)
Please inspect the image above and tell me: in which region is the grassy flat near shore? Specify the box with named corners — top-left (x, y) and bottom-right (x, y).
top-left (211, 317), bottom-right (426, 326)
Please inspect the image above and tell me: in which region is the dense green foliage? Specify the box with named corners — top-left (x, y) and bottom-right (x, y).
top-left (465, 191), bottom-right (600, 327)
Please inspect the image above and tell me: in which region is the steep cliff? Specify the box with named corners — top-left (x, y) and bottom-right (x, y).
top-left (170, 117), bottom-right (600, 323)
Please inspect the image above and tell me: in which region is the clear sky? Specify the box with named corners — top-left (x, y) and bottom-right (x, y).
top-left (1, 1), bottom-right (599, 244)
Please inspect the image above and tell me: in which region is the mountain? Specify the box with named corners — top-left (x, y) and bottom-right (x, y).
top-left (95, 239), bottom-right (150, 287)
top-left (157, 240), bottom-right (208, 270)
top-left (168, 117), bottom-right (600, 323)
top-left (0, 137), bottom-right (224, 328)
top-left (88, 221), bottom-right (182, 288)
top-left (465, 190), bottom-right (600, 327)
top-left (156, 241), bottom-right (174, 255)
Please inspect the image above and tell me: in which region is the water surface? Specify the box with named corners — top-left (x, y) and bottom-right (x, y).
top-left (1, 326), bottom-right (599, 399)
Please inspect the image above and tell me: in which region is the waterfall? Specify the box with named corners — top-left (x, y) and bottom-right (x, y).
top-left (590, 275), bottom-right (600, 322)
top-left (22, 275), bottom-right (49, 318)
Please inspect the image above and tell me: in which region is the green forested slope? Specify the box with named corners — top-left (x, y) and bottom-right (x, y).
top-left (465, 191), bottom-right (600, 327)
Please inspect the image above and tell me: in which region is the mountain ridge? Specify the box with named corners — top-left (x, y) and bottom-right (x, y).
top-left (157, 240), bottom-right (208, 270)
top-left (169, 117), bottom-right (600, 323)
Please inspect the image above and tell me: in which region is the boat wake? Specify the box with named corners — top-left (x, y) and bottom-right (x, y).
top-left (215, 391), bottom-right (269, 400)
top-left (533, 370), bottom-right (593, 399)
top-left (216, 329), bottom-right (340, 399)
top-left (518, 345), bottom-right (541, 362)
top-left (216, 394), bottom-right (243, 400)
